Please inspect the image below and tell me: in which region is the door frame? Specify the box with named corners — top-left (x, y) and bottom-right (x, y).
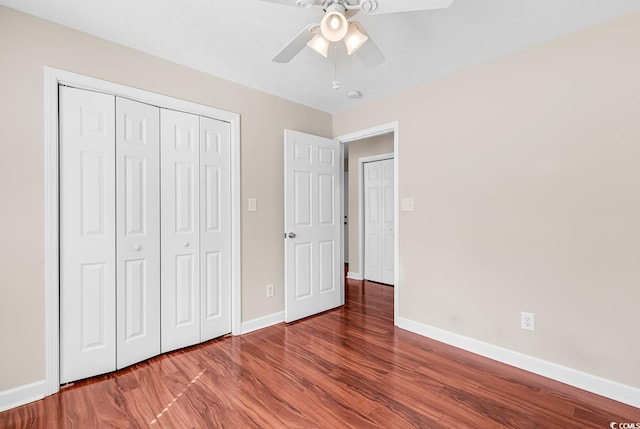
top-left (359, 153), bottom-right (394, 284)
top-left (335, 122), bottom-right (399, 325)
top-left (44, 67), bottom-right (242, 395)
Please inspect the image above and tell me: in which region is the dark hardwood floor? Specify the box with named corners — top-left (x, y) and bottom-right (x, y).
top-left (1, 279), bottom-right (638, 428)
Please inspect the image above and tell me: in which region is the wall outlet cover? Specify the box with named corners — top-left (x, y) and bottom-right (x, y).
top-left (521, 312), bottom-right (535, 331)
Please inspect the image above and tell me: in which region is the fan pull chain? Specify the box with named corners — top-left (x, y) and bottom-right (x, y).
top-left (332, 45), bottom-right (340, 91)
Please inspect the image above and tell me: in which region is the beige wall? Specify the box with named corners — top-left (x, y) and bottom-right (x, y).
top-left (0, 6), bottom-right (331, 391)
top-left (346, 134), bottom-right (394, 275)
top-left (334, 12), bottom-right (640, 388)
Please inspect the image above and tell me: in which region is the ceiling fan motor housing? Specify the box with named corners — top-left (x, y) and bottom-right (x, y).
top-left (324, 3), bottom-right (347, 15)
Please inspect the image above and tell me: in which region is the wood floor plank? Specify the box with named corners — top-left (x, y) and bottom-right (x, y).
top-left (1, 279), bottom-right (638, 428)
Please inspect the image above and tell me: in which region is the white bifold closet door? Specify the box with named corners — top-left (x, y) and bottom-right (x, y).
top-left (199, 116), bottom-right (232, 341)
top-left (364, 158), bottom-right (395, 285)
top-left (61, 86), bottom-right (232, 382)
top-left (60, 86), bottom-right (117, 383)
top-left (160, 109), bottom-right (201, 352)
top-left (115, 97), bottom-right (161, 370)
top-left (160, 110), bottom-right (232, 353)
top-left (60, 88), bottom-right (161, 382)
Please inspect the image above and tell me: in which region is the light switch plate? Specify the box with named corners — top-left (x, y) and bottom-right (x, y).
top-left (248, 198), bottom-right (257, 212)
top-left (401, 198), bottom-right (415, 212)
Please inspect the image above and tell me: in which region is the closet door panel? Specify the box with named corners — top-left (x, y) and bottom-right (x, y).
top-left (200, 117), bottom-right (232, 341)
top-left (60, 86), bottom-right (116, 383)
top-left (116, 97), bottom-right (161, 369)
top-left (161, 109), bottom-right (201, 353)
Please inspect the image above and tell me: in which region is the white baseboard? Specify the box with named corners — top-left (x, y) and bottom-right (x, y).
top-left (240, 311), bottom-right (285, 335)
top-left (396, 317), bottom-right (640, 409)
top-left (0, 380), bottom-right (46, 412)
top-left (347, 271), bottom-right (363, 280)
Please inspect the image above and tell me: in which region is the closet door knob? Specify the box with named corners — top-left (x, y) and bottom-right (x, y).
top-left (182, 241), bottom-right (190, 247)
top-left (133, 245), bottom-right (142, 252)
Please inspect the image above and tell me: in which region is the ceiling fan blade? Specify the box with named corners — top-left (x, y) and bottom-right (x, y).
top-left (272, 24), bottom-right (317, 63)
top-left (364, 0), bottom-right (453, 15)
top-left (355, 37), bottom-right (385, 68)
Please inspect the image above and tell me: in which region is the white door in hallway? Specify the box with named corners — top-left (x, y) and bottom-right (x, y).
top-left (115, 97), bottom-right (161, 369)
top-left (59, 86), bottom-right (117, 383)
top-left (284, 130), bottom-right (343, 323)
top-left (344, 172), bottom-right (349, 263)
top-left (364, 158), bottom-right (395, 285)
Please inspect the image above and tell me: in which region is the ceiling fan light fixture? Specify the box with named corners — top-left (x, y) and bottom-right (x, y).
top-left (344, 22), bottom-right (368, 55)
top-left (320, 4), bottom-right (348, 42)
top-left (307, 31), bottom-right (330, 58)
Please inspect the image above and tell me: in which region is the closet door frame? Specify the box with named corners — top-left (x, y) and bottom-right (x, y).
top-left (44, 67), bottom-right (241, 396)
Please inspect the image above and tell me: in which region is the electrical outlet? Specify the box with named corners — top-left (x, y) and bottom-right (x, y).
top-left (521, 312), bottom-right (535, 331)
top-left (266, 283), bottom-right (275, 298)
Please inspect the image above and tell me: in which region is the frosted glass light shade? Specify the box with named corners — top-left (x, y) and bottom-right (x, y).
top-left (344, 22), bottom-right (368, 55)
top-left (320, 10), bottom-right (348, 42)
top-left (307, 32), bottom-right (330, 58)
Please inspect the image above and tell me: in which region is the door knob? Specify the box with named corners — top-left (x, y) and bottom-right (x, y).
top-left (288, 232), bottom-right (296, 239)
top-left (182, 241), bottom-right (190, 247)
top-left (133, 245), bottom-right (142, 252)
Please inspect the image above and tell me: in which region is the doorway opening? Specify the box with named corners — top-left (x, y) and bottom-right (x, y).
top-left (336, 122), bottom-right (399, 324)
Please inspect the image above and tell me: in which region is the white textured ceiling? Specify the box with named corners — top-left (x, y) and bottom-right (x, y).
top-left (2, 0), bottom-right (639, 113)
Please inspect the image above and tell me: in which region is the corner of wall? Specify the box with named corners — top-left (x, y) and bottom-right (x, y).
top-left (396, 317), bottom-right (640, 409)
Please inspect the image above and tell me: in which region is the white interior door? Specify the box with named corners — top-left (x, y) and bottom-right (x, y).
top-left (199, 117), bottom-right (232, 341)
top-left (344, 172), bottom-right (349, 263)
top-left (115, 97), bottom-right (161, 369)
top-left (284, 130), bottom-right (343, 323)
top-left (60, 86), bottom-right (117, 383)
top-left (161, 109), bottom-right (201, 352)
top-left (364, 158), bottom-right (395, 285)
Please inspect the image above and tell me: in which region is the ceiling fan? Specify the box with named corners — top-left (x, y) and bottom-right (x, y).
top-left (262, 0), bottom-right (454, 68)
